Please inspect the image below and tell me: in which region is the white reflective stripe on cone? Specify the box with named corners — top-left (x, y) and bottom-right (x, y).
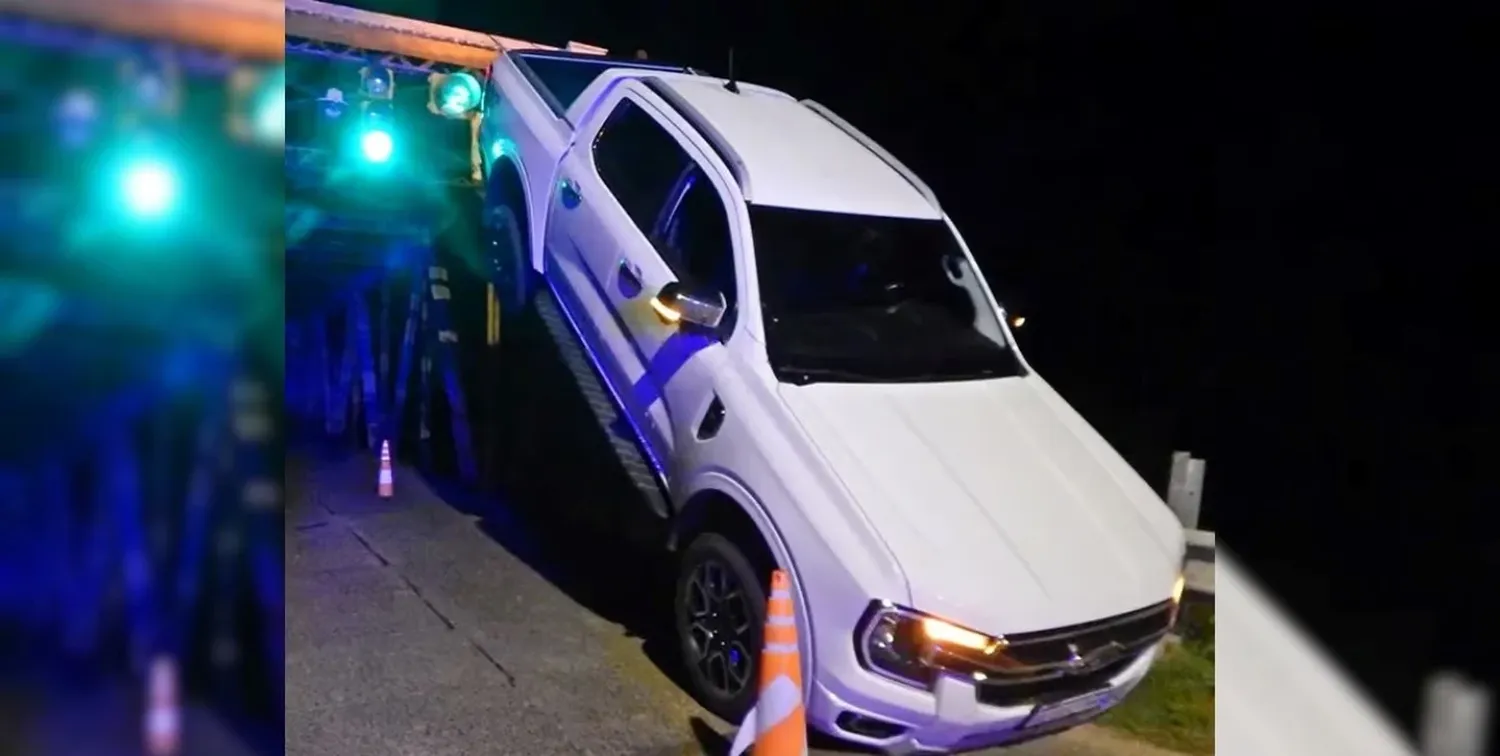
top-left (146, 656), bottom-right (180, 756)
top-left (727, 675), bottom-right (803, 756)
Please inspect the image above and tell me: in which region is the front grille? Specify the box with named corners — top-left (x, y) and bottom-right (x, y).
top-left (973, 650), bottom-right (1141, 708)
top-left (932, 601), bottom-right (1174, 709)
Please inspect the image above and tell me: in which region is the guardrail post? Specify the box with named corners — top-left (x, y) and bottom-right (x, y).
top-left (1421, 670), bottom-right (1491, 756)
top-left (1167, 450), bottom-right (1206, 530)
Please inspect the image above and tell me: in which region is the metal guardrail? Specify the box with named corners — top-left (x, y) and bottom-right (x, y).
top-left (1165, 451), bottom-right (1491, 754)
top-left (1166, 450), bottom-right (1214, 597)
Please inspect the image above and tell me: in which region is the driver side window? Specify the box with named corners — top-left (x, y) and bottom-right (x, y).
top-left (592, 94), bottom-right (739, 336)
top-left (657, 166), bottom-right (737, 320)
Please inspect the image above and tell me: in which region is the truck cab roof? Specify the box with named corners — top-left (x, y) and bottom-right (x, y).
top-left (509, 50), bottom-right (940, 221)
top-left (648, 74), bottom-right (941, 220)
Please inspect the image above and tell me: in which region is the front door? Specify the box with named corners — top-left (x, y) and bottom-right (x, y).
top-left (545, 82), bottom-right (743, 486)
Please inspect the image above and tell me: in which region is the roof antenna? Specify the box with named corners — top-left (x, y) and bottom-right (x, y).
top-left (723, 47), bottom-right (740, 93)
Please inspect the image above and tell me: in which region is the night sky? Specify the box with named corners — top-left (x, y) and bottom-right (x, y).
top-left (342, 0), bottom-right (1488, 737)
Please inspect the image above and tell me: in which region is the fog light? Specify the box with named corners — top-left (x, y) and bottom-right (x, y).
top-left (836, 711), bottom-right (908, 740)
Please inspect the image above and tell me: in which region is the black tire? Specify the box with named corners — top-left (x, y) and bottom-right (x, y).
top-left (675, 532), bottom-right (769, 723)
top-left (482, 194), bottom-right (533, 316)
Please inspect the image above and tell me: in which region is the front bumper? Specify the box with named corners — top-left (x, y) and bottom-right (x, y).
top-left (807, 640), bottom-right (1161, 754)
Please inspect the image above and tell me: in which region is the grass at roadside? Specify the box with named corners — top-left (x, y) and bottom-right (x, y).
top-left (1097, 602), bottom-right (1215, 754)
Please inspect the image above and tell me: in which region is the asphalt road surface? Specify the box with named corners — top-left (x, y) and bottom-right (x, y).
top-left (289, 444), bottom-right (1182, 756)
top-left (285, 443), bottom-right (1184, 756)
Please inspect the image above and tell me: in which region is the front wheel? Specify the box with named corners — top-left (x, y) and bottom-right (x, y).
top-left (675, 532), bottom-right (768, 723)
top-left (482, 201), bottom-right (532, 315)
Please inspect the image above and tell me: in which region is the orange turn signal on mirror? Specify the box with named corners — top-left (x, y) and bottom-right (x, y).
top-left (649, 297), bottom-right (681, 323)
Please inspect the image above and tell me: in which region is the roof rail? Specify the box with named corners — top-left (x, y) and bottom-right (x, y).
top-left (801, 99), bottom-right (940, 212)
top-left (641, 77), bottom-right (752, 198)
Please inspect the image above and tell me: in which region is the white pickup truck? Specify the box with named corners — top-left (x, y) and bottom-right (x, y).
top-left (477, 49), bottom-right (1188, 754)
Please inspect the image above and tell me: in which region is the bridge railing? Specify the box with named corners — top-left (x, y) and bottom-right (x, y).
top-left (1167, 453), bottom-right (1490, 754)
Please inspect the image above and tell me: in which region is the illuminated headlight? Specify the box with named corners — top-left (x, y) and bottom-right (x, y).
top-left (857, 602), bottom-right (1005, 686)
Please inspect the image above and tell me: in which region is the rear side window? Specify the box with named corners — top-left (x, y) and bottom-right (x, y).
top-left (592, 98), bottom-right (691, 240)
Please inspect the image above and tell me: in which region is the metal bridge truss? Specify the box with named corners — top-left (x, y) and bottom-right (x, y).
top-left (0, 15), bottom-right (249, 76)
top-left (0, 3), bottom-right (283, 720)
top-left (285, 254), bottom-right (477, 483)
top-left (283, 36), bottom-right (485, 190)
top-left (285, 36), bottom-right (483, 80)
top-left (284, 3), bottom-right (499, 475)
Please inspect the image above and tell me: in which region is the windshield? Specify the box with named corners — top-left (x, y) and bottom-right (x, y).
top-left (749, 205), bottom-right (1024, 384)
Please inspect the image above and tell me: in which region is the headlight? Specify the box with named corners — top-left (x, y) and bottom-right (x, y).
top-left (857, 602), bottom-right (1005, 686)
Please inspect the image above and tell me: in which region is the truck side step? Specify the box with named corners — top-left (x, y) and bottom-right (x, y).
top-left (533, 285), bottom-right (672, 523)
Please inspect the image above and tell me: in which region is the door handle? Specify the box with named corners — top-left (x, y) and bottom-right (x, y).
top-left (559, 178), bottom-right (582, 209)
top-left (617, 258), bottom-right (643, 297)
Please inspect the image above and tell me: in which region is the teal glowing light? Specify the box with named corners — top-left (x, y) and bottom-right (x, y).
top-left (257, 94), bottom-right (284, 142)
top-left (360, 128), bottom-right (393, 163)
top-left (122, 160), bottom-right (177, 217)
top-left (256, 65), bottom-right (286, 143)
top-left (435, 72), bottom-right (482, 118)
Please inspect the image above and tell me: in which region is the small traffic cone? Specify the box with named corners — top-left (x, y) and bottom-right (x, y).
top-left (144, 655), bottom-right (180, 756)
top-left (729, 569), bottom-right (808, 756)
top-left (378, 440), bottom-right (394, 498)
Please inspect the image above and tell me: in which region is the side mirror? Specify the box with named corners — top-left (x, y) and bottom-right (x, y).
top-left (650, 280), bottom-right (726, 330)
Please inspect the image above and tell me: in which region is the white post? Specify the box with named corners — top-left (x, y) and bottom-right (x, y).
top-left (1167, 451), bottom-right (1206, 530)
top-left (468, 112), bottom-right (482, 185)
top-left (1421, 670), bottom-right (1490, 756)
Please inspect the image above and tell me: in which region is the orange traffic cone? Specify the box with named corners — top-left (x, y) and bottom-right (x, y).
top-left (728, 569), bottom-right (807, 756)
top-left (378, 440), bottom-right (394, 498)
top-left (144, 655), bottom-right (180, 756)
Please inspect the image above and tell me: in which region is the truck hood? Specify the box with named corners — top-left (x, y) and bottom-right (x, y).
top-left (777, 375), bottom-right (1184, 636)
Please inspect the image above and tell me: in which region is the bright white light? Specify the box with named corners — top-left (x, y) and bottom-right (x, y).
top-left (360, 129), bottom-right (393, 163)
top-left (122, 161), bottom-right (176, 217)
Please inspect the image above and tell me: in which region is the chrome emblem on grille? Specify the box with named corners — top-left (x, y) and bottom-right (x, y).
top-left (1063, 641), bottom-right (1127, 674)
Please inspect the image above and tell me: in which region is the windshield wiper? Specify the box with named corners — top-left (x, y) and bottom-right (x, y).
top-left (776, 365), bottom-right (1017, 386)
top-left (775, 366), bottom-right (889, 385)
top-left (885, 367), bottom-right (1017, 383)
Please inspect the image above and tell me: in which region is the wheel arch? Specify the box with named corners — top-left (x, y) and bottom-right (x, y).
top-left (484, 154), bottom-right (540, 272)
top-left (672, 472), bottom-right (816, 696)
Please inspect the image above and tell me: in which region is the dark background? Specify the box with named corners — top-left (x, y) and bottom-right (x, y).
top-left (348, 0), bottom-right (1489, 739)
